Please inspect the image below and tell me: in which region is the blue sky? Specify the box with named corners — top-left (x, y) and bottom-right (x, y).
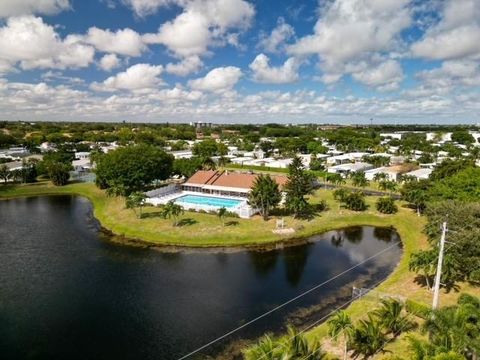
top-left (0, 0), bottom-right (479, 124)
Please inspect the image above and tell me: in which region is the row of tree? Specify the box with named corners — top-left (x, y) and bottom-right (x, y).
top-left (328, 293), bottom-right (480, 360)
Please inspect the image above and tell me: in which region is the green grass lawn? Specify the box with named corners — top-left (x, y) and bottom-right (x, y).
top-left (1, 181), bottom-right (415, 248)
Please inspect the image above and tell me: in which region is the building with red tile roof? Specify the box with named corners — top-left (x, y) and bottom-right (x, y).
top-left (182, 170), bottom-right (287, 197)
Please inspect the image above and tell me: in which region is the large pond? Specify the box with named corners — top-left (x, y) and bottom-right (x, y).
top-left (0, 196), bottom-right (402, 360)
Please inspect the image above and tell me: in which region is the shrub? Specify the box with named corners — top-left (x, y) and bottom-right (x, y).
top-left (342, 191), bottom-right (368, 211)
top-left (376, 197), bottom-right (398, 214)
top-left (333, 188), bottom-right (347, 201)
top-left (405, 299), bottom-right (431, 320)
top-left (315, 199), bottom-right (328, 212)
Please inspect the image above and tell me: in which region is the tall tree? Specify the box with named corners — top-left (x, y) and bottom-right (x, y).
top-left (349, 315), bottom-right (388, 359)
top-left (161, 201), bottom-right (184, 227)
top-left (0, 164), bottom-right (9, 184)
top-left (125, 192), bottom-right (147, 219)
top-left (373, 298), bottom-right (415, 337)
top-left (95, 144), bottom-right (173, 196)
top-left (217, 206), bottom-right (227, 226)
top-left (284, 156), bottom-right (314, 218)
top-left (351, 171), bottom-right (369, 188)
top-left (328, 310), bottom-right (354, 360)
top-left (409, 249), bottom-right (437, 290)
top-left (46, 161), bottom-right (71, 186)
top-left (422, 294), bottom-right (480, 360)
top-left (248, 174), bottom-right (282, 221)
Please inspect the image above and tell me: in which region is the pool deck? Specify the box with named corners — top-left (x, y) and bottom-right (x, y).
top-left (146, 191), bottom-right (256, 218)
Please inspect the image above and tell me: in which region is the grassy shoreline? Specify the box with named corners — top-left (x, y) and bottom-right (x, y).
top-left (1, 181), bottom-right (415, 248)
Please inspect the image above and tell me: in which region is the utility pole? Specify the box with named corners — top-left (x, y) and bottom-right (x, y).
top-left (432, 221), bottom-right (447, 309)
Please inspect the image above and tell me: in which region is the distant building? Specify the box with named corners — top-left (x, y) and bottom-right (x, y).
top-left (327, 162), bottom-right (373, 177)
top-left (365, 164), bottom-right (419, 182)
top-left (326, 152), bottom-right (369, 165)
top-left (169, 150), bottom-right (193, 159)
top-left (190, 121), bottom-right (212, 130)
top-left (380, 132), bottom-right (403, 140)
top-left (182, 170), bottom-right (288, 198)
top-left (75, 152), bottom-right (90, 160)
top-left (404, 168), bottom-right (433, 180)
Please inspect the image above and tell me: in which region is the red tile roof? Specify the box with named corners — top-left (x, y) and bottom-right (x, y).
top-left (184, 170), bottom-right (288, 190)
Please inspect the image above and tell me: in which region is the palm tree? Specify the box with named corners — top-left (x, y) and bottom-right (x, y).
top-left (201, 157), bottom-right (216, 170)
top-left (373, 298), bottom-right (415, 337)
top-left (243, 325), bottom-right (326, 360)
top-left (327, 173), bottom-right (344, 186)
top-left (423, 297), bottom-right (480, 360)
top-left (125, 191), bottom-right (147, 218)
top-left (373, 172), bottom-right (388, 182)
top-left (161, 200), bottom-right (184, 226)
top-left (10, 168), bottom-right (22, 183)
top-left (249, 174), bottom-right (282, 220)
top-left (282, 325), bottom-right (326, 359)
top-left (243, 334), bottom-right (278, 360)
top-left (406, 189), bottom-right (428, 216)
top-left (408, 335), bottom-right (466, 360)
top-left (351, 171), bottom-right (369, 188)
top-left (0, 164), bottom-right (10, 184)
top-left (379, 179), bottom-right (397, 195)
top-left (328, 310), bottom-right (354, 360)
top-left (349, 315), bottom-right (388, 359)
top-left (217, 206), bottom-right (227, 226)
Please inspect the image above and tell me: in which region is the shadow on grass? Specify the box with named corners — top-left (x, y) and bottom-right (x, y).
top-left (141, 211), bottom-right (164, 219)
top-left (413, 275), bottom-right (461, 293)
top-left (225, 220), bottom-right (239, 227)
top-left (176, 218), bottom-right (198, 227)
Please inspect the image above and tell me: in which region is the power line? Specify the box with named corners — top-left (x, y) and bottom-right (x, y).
top-left (177, 241), bottom-right (401, 360)
top-left (255, 273), bottom-right (396, 360)
top-left (299, 244), bottom-right (457, 360)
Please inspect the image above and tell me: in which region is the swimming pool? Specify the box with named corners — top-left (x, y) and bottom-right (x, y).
top-left (175, 194), bottom-right (243, 208)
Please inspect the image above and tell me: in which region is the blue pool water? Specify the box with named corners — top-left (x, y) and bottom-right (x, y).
top-left (175, 194), bottom-right (243, 208)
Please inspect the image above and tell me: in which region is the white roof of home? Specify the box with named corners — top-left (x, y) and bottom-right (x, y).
top-left (405, 168), bottom-right (433, 179)
top-left (231, 156), bottom-right (254, 162)
top-left (329, 162), bottom-right (372, 171)
top-left (365, 165), bottom-right (405, 174)
top-left (5, 161), bottom-right (23, 170)
top-left (367, 152), bottom-right (392, 158)
top-left (72, 159), bottom-right (91, 168)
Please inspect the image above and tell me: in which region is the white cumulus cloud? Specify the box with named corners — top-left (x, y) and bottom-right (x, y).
top-left (165, 55), bottom-right (203, 76)
top-left (85, 27), bottom-right (146, 57)
top-left (0, 16), bottom-right (94, 71)
top-left (287, 0), bottom-right (412, 84)
top-left (411, 0), bottom-right (480, 60)
top-left (0, 0), bottom-right (70, 18)
top-left (98, 54), bottom-right (122, 72)
top-left (258, 17), bottom-right (295, 54)
top-left (122, 0), bottom-right (176, 17)
top-left (249, 54), bottom-right (300, 84)
top-left (188, 66), bottom-right (242, 92)
top-left (143, 0), bottom-right (254, 58)
top-left (351, 59), bottom-right (404, 91)
top-left (91, 63), bottom-right (164, 92)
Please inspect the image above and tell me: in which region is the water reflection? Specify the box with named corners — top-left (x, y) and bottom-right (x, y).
top-left (0, 196), bottom-right (402, 360)
top-left (249, 250), bottom-right (279, 276)
top-left (343, 226), bottom-right (364, 244)
top-left (374, 227), bottom-right (395, 243)
top-left (284, 245), bottom-right (311, 287)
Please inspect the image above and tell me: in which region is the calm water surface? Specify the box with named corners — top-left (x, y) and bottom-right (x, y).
top-left (0, 196), bottom-right (402, 360)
